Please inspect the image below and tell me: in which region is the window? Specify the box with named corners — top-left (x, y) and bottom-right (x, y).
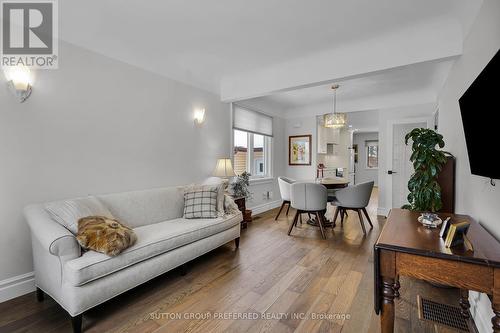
top-left (253, 134), bottom-right (265, 176)
top-left (232, 104), bottom-right (273, 178)
top-left (233, 129), bottom-right (248, 176)
top-left (233, 129), bottom-right (272, 178)
top-left (366, 140), bottom-right (378, 169)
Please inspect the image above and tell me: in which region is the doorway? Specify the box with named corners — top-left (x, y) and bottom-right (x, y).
top-left (384, 116), bottom-right (433, 213)
top-left (391, 122), bottom-right (426, 209)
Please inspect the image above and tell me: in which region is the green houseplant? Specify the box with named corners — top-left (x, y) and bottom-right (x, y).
top-left (230, 171), bottom-right (252, 199)
top-left (402, 128), bottom-right (451, 212)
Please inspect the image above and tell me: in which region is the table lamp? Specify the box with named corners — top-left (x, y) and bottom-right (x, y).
top-left (213, 158), bottom-right (236, 189)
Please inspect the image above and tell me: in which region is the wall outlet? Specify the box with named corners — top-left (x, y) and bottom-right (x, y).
top-left (262, 191), bottom-right (273, 200)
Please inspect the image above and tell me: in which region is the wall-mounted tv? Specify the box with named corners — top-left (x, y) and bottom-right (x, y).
top-left (459, 49), bottom-right (500, 180)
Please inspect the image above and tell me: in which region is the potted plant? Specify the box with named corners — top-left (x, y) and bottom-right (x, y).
top-left (230, 171), bottom-right (252, 199)
top-left (402, 128), bottom-right (452, 212)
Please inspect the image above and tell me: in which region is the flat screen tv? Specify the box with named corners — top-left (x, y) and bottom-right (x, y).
top-left (459, 49), bottom-right (500, 180)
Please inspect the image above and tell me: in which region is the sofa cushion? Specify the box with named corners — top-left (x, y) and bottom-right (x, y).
top-left (97, 187), bottom-right (185, 228)
top-left (63, 212), bottom-right (241, 286)
top-left (45, 196), bottom-right (114, 234)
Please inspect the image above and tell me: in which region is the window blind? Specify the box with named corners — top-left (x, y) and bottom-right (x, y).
top-left (233, 105), bottom-right (273, 137)
top-left (365, 140), bottom-right (379, 147)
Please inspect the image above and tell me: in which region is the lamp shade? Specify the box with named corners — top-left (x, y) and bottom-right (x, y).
top-left (213, 158), bottom-right (236, 178)
top-left (324, 113), bottom-right (347, 128)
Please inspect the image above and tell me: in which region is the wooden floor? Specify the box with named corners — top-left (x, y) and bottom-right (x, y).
top-left (0, 188), bottom-right (474, 333)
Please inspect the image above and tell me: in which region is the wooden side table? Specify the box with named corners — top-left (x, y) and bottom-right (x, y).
top-left (233, 196), bottom-right (252, 229)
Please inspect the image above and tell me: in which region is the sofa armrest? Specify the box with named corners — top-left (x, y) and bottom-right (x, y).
top-left (24, 204), bottom-right (81, 260)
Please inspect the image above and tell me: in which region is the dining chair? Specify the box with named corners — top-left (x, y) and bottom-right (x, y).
top-left (288, 182), bottom-right (328, 239)
top-left (275, 177), bottom-right (295, 220)
top-left (330, 181), bottom-right (374, 235)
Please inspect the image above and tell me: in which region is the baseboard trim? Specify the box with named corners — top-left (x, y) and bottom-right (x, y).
top-left (250, 200), bottom-right (282, 215)
top-left (377, 207), bottom-right (390, 217)
top-left (0, 272), bottom-right (35, 303)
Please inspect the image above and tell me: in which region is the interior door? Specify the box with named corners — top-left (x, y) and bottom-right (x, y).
top-left (391, 122), bottom-right (426, 209)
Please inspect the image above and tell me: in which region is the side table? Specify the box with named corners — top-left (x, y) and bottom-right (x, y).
top-left (232, 196), bottom-right (252, 229)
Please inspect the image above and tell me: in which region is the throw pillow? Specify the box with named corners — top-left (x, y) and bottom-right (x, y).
top-left (45, 196), bottom-right (114, 234)
top-left (200, 177), bottom-right (225, 217)
top-left (224, 194), bottom-right (240, 215)
top-left (76, 216), bottom-right (137, 256)
top-left (183, 185), bottom-right (219, 219)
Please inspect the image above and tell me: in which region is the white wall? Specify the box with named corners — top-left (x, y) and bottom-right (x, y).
top-left (0, 41), bottom-right (233, 293)
top-left (353, 132), bottom-right (379, 186)
top-left (348, 110), bottom-right (379, 132)
top-left (437, 0), bottom-right (500, 331)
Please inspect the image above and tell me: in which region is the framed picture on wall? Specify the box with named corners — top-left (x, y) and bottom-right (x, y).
top-left (289, 135), bottom-right (312, 166)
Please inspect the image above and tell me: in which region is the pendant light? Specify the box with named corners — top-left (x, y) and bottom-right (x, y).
top-left (324, 84), bottom-right (346, 128)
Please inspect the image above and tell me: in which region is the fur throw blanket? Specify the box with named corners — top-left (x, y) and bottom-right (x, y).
top-left (76, 216), bottom-right (137, 256)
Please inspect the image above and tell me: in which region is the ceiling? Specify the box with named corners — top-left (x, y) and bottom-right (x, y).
top-left (242, 59), bottom-right (455, 114)
top-left (58, 0), bottom-right (482, 94)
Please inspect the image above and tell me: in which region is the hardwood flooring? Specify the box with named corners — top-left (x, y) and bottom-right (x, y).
top-left (0, 188), bottom-right (475, 332)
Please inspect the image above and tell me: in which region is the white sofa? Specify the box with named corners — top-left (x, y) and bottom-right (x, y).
top-left (24, 185), bottom-right (242, 333)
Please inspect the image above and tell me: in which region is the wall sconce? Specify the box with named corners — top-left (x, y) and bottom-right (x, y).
top-left (194, 108), bottom-right (205, 125)
top-left (4, 66), bottom-right (33, 103)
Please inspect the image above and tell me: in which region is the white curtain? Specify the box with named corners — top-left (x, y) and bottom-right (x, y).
top-left (233, 104), bottom-right (273, 137)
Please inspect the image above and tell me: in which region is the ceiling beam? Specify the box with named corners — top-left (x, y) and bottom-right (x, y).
top-left (283, 88), bottom-right (437, 119)
top-left (220, 18), bottom-right (463, 102)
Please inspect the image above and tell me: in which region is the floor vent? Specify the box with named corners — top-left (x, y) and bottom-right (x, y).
top-left (417, 295), bottom-right (470, 332)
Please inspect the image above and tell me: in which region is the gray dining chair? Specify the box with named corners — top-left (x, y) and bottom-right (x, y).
top-left (275, 177), bottom-right (295, 220)
top-left (288, 182), bottom-right (328, 239)
top-left (330, 181), bottom-right (374, 235)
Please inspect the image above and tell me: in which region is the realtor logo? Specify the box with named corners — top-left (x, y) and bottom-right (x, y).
top-left (1, 0), bottom-right (58, 69)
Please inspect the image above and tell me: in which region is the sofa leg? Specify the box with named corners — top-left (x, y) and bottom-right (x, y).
top-left (235, 237), bottom-right (240, 250)
top-left (180, 263), bottom-right (188, 276)
top-left (36, 287), bottom-right (44, 302)
top-left (71, 314), bottom-right (82, 333)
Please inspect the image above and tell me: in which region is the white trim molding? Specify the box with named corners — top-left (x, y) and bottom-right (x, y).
top-left (0, 272), bottom-right (35, 303)
top-left (250, 200), bottom-right (282, 216)
top-left (249, 177), bottom-right (274, 185)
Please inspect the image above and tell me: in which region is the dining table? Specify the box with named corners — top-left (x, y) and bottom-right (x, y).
top-left (320, 178), bottom-right (350, 190)
top-left (306, 178), bottom-right (349, 227)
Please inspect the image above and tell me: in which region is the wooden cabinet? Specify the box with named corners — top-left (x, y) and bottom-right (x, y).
top-left (317, 124), bottom-right (327, 154)
top-left (437, 156), bottom-right (455, 213)
top-left (317, 118), bottom-right (340, 154)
